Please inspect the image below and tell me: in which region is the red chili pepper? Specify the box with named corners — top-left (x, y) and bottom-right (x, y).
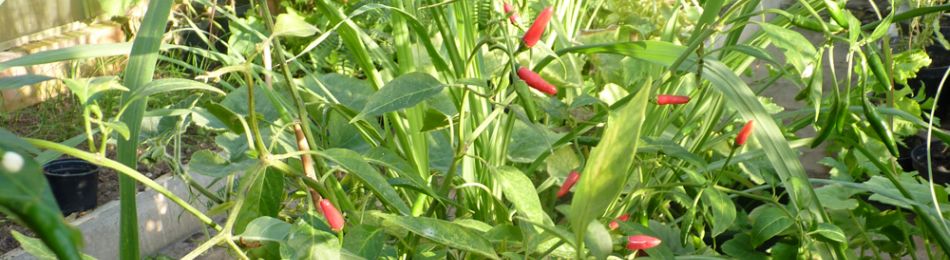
top-left (319, 199), bottom-right (345, 232)
top-left (656, 95), bottom-right (690, 105)
top-left (735, 120), bottom-right (754, 147)
top-left (626, 235), bottom-right (662, 250)
top-left (517, 67), bottom-right (557, 95)
top-left (503, 3), bottom-right (520, 25)
top-left (556, 170), bottom-right (580, 198)
top-left (609, 214), bottom-right (630, 230)
top-left (522, 7), bottom-right (553, 48)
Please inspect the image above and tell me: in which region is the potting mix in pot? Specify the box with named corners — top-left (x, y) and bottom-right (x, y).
top-left (3, 0), bottom-right (950, 259)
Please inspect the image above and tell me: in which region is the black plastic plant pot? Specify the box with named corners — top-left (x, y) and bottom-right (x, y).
top-left (911, 142), bottom-right (950, 185)
top-left (43, 158), bottom-right (99, 215)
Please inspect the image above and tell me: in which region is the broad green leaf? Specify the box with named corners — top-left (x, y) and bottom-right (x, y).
top-left (375, 213), bottom-right (498, 259)
top-left (188, 150), bottom-right (256, 177)
top-left (234, 167), bottom-right (285, 234)
top-left (721, 233), bottom-right (768, 260)
top-left (273, 11), bottom-right (319, 37)
top-left (545, 146), bottom-right (580, 180)
top-left (758, 22), bottom-right (817, 74)
top-left (583, 221), bottom-right (611, 260)
top-left (453, 219), bottom-right (493, 233)
top-left (343, 225), bottom-right (387, 260)
top-left (0, 128), bottom-right (38, 154)
top-left (495, 166), bottom-right (551, 226)
top-left (507, 120), bottom-right (565, 163)
top-left (322, 148), bottom-right (411, 215)
top-left (0, 74), bottom-right (56, 90)
top-left (570, 82), bottom-right (651, 241)
top-left (237, 217), bottom-right (292, 242)
top-left (485, 224), bottom-right (522, 244)
top-left (812, 223), bottom-right (846, 243)
top-left (10, 231), bottom-right (94, 260)
top-left (701, 187), bottom-right (736, 236)
top-left (749, 205), bottom-right (793, 246)
top-left (202, 103), bottom-right (246, 134)
top-left (364, 147), bottom-right (425, 186)
top-left (280, 220), bottom-right (341, 259)
top-left (63, 77), bottom-right (127, 105)
top-left (892, 49), bottom-right (932, 85)
top-left (813, 184), bottom-right (859, 210)
top-left (770, 241), bottom-right (799, 259)
top-left (0, 147), bottom-right (83, 260)
top-left (101, 121), bottom-right (131, 141)
top-left (127, 78), bottom-right (225, 104)
top-left (516, 216), bottom-right (577, 247)
top-left (353, 72), bottom-right (444, 121)
top-left (221, 85), bottom-right (280, 121)
top-left (305, 73), bottom-right (373, 111)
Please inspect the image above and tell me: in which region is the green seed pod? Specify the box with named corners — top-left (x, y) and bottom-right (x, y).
top-left (862, 94), bottom-right (899, 157)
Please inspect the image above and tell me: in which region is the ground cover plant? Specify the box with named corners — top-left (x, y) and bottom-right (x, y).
top-left (3, 0), bottom-right (950, 259)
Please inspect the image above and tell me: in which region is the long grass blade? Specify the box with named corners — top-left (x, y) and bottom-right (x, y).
top-left (114, 0), bottom-right (174, 258)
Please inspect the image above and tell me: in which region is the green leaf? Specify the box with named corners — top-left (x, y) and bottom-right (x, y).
top-left (757, 22), bottom-right (817, 74)
top-left (812, 223), bottom-right (846, 243)
top-left (273, 11), bottom-right (319, 38)
top-left (0, 147), bottom-right (83, 260)
top-left (35, 132), bottom-right (91, 164)
top-left (749, 205), bottom-right (793, 246)
top-left (701, 187), bottom-right (736, 236)
top-left (495, 166), bottom-right (551, 226)
top-left (570, 81), bottom-right (651, 241)
top-left (721, 233), bottom-right (768, 260)
top-left (305, 73), bottom-right (374, 111)
top-left (892, 49), bottom-right (932, 85)
top-left (127, 78), bottom-right (225, 104)
top-left (11, 231), bottom-right (94, 260)
top-left (866, 13), bottom-right (894, 44)
top-left (237, 217), bottom-right (292, 242)
top-left (234, 166), bottom-right (285, 234)
top-left (813, 184), bottom-right (859, 210)
top-left (769, 241), bottom-right (799, 259)
top-left (375, 213), bottom-right (498, 259)
top-left (583, 221), bottom-right (611, 260)
top-left (63, 77), bottom-right (127, 105)
top-left (0, 43), bottom-right (141, 71)
top-left (507, 120), bottom-right (565, 163)
top-left (343, 225), bottom-right (387, 260)
top-left (353, 72), bottom-right (444, 121)
top-left (322, 148), bottom-right (411, 215)
top-left (280, 220), bottom-right (341, 259)
top-left (188, 150), bottom-right (256, 178)
top-left (101, 120), bottom-right (131, 141)
top-left (115, 1), bottom-right (174, 257)
top-left (203, 103), bottom-right (246, 134)
top-left (0, 74), bottom-right (56, 91)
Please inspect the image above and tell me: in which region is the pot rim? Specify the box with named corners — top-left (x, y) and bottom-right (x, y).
top-left (43, 158), bottom-right (99, 177)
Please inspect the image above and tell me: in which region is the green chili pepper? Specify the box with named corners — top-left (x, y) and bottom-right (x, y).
top-left (823, 0), bottom-right (850, 28)
top-left (792, 15), bottom-right (843, 33)
top-left (862, 94), bottom-right (899, 157)
top-left (865, 45), bottom-right (892, 91)
top-left (812, 92), bottom-right (840, 147)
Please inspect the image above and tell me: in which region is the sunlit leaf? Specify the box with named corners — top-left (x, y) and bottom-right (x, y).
top-left (353, 72), bottom-right (444, 121)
